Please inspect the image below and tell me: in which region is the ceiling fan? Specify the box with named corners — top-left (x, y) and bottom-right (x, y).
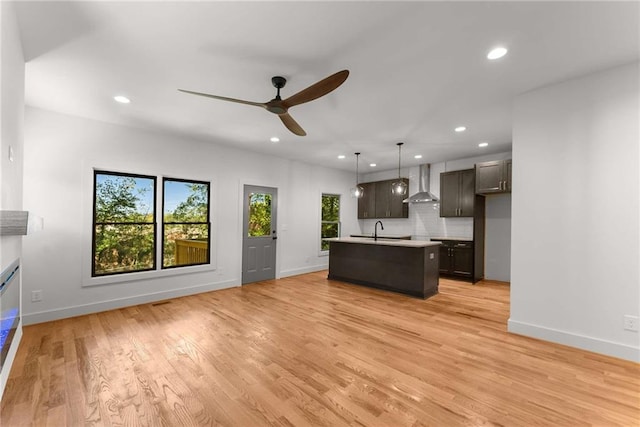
top-left (178, 70), bottom-right (349, 136)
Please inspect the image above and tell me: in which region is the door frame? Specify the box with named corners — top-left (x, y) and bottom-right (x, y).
top-left (238, 181), bottom-right (280, 284)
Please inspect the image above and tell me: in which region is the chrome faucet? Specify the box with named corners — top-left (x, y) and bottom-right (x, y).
top-left (374, 220), bottom-right (384, 241)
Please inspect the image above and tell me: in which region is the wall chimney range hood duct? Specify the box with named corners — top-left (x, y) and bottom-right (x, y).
top-left (403, 164), bottom-right (439, 203)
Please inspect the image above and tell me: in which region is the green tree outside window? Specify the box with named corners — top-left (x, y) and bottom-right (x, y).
top-left (321, 194), bottom-right (340, 251)
top-left (93, 172), bottom-right (156, 276)
top-left (163, 179), bottom-right (210, 268)
top-left (248, 193), bottom-right (272, 237)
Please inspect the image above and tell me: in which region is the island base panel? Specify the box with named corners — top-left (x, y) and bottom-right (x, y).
top-left (328, 241), bottom-right (439, 299)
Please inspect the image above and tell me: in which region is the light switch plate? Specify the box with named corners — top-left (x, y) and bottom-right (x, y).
top-left (31, 290), bottom-right (43, 302)
top-left (624, 315), bottom-right (639, 332)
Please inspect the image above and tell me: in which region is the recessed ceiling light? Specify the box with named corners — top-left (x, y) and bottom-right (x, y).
top-left (270, 136), bottom-right (280, 143)
top-left (414, 154), bottom-right (423, 159)
top-left (478, 142), bottom-right (489, 148)
top-left (113, 95), bottom-right (130, 104)
top-left (369, 163), bottom-right (377, 167)
top-left (455, 126), bottom-right (466, 132)
top-left (337, 154), bottom-right (346, 159)
top-left (487, 46), bottom-right (508, 60)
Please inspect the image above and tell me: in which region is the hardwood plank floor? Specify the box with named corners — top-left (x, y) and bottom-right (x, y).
top-left (1, 272), bottom-right (638, 426)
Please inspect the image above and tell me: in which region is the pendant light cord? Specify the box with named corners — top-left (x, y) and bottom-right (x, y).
top-left (397, 142), bottom-right (403, 178)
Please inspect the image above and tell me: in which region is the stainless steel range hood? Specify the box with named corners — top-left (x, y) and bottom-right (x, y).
top-left (403, 164), bottom-right (439, 203)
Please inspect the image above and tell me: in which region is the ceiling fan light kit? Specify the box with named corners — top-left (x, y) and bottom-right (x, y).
top-left (179, 69), bottom-right (349, 137)
top-left (391, 142), bottom-right (408, 196)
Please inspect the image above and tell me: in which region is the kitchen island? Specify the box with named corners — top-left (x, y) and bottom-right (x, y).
top-left (326, 237), bottom-right (441, 299)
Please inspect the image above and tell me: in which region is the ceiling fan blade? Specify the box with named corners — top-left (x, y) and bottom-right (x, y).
top-left (178, 89), bottom-right (266, 108)
top-left (279, 113), bottom-right (306, 136)
top-left (282, 70), bottom-right (349, 108)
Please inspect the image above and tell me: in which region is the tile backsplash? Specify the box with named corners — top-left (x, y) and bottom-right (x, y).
top-left (359, 202), bottom-right (473, 241)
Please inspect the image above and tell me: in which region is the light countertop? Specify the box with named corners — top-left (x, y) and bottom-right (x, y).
top-left (430, 236), bottom-right (473, 242)
top-left (327, 237), bottom-right (441, 248)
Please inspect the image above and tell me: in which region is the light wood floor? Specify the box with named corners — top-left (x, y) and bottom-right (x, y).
top-left (1, 272), bottom-right (639, 426)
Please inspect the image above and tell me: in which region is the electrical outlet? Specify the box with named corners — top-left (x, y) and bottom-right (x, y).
top-left (31, 290), bottom-right (43, 302)
top-left (623, 315), bottom-right (639, 332)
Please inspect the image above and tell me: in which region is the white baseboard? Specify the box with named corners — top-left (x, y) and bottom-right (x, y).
top-left (0, 321), bottom-right (22, 401)
top-left (23, 279), bottom-right (240, 326)
top-left (508, 319), bottom-right (640, 363)
top-left (279, 264), bottom-right (327, 278)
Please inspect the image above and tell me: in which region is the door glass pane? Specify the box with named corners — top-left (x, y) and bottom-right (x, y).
top-left (248, 193), bottom-right (272, 237)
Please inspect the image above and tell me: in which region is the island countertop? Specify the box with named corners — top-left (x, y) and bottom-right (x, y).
top-left (430, 236), bottom-right (473, 242)
top-left (326, 237), bottom-right (440, 248)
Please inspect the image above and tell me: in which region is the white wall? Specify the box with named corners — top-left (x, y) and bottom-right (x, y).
top-left (510, 62), bottom-right (639, 362)
top-left (21, 107), bottom-right (358, 325)
top-left (1, 0), bottom-right (25, 270)
top-left (0, 0), bottom-right (25, 401)
top-left (360, 151), bottom-right (512, 281)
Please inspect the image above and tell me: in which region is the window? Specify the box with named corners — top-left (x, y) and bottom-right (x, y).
top-left (321, 193), bottom-right (340, 251)
top-left (93, 171), bottom-right (156, 276)
top-left (247, 192), bottom-right (272, 237)
top-left (162, 178), bottom-right (210, 268)
top-left (92, 171), bottom-right (212, 278)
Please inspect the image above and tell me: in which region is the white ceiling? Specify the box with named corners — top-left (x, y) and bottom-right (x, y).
top-left (14, 1), bottom-right (639, 173)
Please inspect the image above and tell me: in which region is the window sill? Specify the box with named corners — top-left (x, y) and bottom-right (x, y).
top-left (83, 263), bottom-right (216, 287)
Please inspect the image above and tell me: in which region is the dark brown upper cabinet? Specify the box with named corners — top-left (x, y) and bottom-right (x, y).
top-left (440, 169), bottom-right (475, 217)
top-left (357, 179), bottom-right (409, 219)
top-left (356, 182), bottom-right (376, 219)
top-left (475, 159), bottom-right (512, 194)
top-left (375, 179), bottom-right (408, 218)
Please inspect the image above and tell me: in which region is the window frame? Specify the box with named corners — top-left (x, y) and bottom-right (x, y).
top-left (320, 193), bottom-right (341, 254)
top-left (92, 170), bottom-right (157, 277)
top-left (161, 177), bottom-right (211, 269)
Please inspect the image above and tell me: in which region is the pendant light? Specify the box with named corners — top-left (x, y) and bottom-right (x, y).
top-left (391, 142), bottom-right (408, 196)
top-left (351, 152), bottom-right (364, 198)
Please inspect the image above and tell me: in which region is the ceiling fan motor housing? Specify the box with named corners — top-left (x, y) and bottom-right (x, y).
top-left (271, 76), bottom-right (286, 89)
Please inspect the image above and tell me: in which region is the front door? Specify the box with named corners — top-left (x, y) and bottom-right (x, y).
top-left (242, 185), bottom-right (277, 284)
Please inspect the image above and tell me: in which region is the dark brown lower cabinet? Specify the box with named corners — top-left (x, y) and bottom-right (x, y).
top-left (434, 240), bottom-right (474, 280)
